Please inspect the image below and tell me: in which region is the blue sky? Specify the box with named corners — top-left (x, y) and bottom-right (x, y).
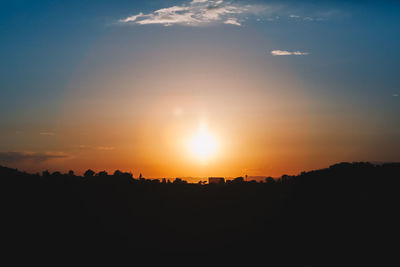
top-left (1, 0), bottom-right (399, 111)
top-left (0, 0), bottom-right (399, 176)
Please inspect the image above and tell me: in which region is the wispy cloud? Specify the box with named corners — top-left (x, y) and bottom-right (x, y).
top-left (118, 1), bottom-right (340, 27)
top-left (0, 151), bottom-right (69, 164)
top-left (393, 94), bottom-right (399, 97)
top-left (271, 50), bottom-right (310, 56)
top-left (289, 14), bottom-right (315, 21)
top-left (75, 145), bottom-right (115, 151)
top-left (224, 18), bottom-right (241, 26)
top-left (96, 146), bottom-right (115, 151)
top-left (40, 131), bottom-right (55, 136)
top-left (119, 0), bottom-right (265, 27)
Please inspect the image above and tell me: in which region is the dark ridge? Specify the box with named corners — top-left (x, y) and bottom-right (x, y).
top-left (1, 162), bottom-right (399, 264)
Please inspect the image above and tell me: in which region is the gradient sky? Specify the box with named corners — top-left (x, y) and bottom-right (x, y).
top-left (1, 0), bottom-right (399, 178)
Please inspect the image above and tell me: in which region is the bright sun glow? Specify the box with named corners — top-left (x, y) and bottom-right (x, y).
top-left (189, 126), bottom-right (217, 160)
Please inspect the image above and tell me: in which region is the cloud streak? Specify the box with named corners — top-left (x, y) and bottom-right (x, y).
top-left (75, 145), bottom-right (115, 151)
top-left (119, 0), bottom-right (265, 27)
top-left (224, 18), bottom-right (241, 26)
top-left (0, 151), bottom-right (69, 164)
top-left (96, 146), bottom-right (115, 151)
top-left (289, 14), bottom-right (315, 21)
top-left (40, 131), bottom-right (55, 136)
top-left (271, 50), bottom-right (310, 56)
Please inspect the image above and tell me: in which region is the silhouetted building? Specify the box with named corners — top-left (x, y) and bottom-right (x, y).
top-left (208, 177), bottom-right (225, 184)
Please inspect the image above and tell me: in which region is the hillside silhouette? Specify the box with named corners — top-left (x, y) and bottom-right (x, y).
top-left (1, 162), bottom-right (399, 264)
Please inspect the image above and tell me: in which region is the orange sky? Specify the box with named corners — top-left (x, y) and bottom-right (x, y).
top-left (1, 12), bottom-right (399, 178)
top-left (4, 43), bottom-right (390, 178)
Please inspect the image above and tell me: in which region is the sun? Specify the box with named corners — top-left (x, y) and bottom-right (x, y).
top-left (189, 127), bottom-right (217, 160)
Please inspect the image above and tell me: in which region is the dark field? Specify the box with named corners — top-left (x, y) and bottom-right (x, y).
top-left (1, 162), bottom-right (399, 264)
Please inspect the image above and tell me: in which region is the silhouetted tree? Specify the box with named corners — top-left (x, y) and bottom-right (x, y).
top-left (266, 177), bottom-right (275, 184)
top-left (281, 174), bottom-right (289, 183)
top-left (84, 169), bottom-right (95, 178)
top-left (42, 170), bottom-right (50, 177)
top-left (68, 170), bottom-right (74, 176)
top-left (52, 171), bottom-right (61, 176)
top-left (97, 171), bottom-right (108, 177)
top-left (233, 177), bottom-right (244, 183)
top-left (114, 170), bottom-right (122, 176)
top-left (173, 178), bottom-right (187, 184)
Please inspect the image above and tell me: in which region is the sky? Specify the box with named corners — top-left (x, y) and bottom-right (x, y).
top-left (0, 0), bottom-right (399, 178)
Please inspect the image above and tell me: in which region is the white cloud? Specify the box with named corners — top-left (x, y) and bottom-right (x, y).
top-left (120, 12), bottom-right (144, 23)
top-left (224, 18), bottom-right (241, 26)
top-left (271, 50), bottom-right (310, 56)
top-left (119, 0), bottom-right (265, 27)
top-left (119, 1), bottom-right (338, 27)
top-left (393, 94), bottom-right (399, 97)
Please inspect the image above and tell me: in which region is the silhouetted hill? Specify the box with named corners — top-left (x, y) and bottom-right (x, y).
top-left (1, 162), bottom-right (399, 264)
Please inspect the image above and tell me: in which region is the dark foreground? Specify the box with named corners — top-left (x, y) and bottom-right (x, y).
top-left (1, 162), bottom-right (399, 264)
